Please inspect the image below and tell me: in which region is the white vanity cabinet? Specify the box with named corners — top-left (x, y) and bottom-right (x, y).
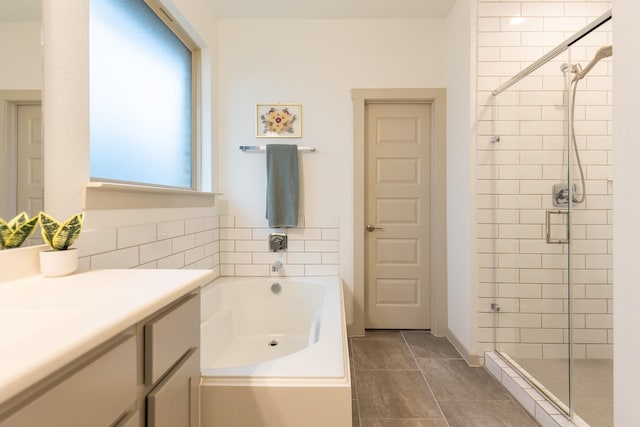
top-left (145, 293), bottom-right (201, 427)
top-left (0, 287), bottom-right (203, 427)
top-left (0, 333), bottom-right (137, 427)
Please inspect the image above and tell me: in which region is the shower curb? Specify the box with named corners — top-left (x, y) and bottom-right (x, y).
top-left (484, 352), bottom-right (589, 427)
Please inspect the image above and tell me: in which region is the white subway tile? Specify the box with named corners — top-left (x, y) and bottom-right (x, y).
top-left (252, 252), bottom-right (283, 264)
top-left (278, 264), bottom-right (305, 277)
top-left (220, 264), bottom-right (235, 276)
top-left (572, 329), bottom-right (608, 344)
top-left (520, 269), bottom-right (564, 284)
top-left (220, 228), bottom-right (253, 240)
top-left (288, 252), bottom-right (322, 264)
top-left (157, 253), bottom-right (185, 269)
top-left (322, 228), bottom-right (340, 241)
top-left (172, 234), bottom-right (196, 253)
top-left (288, 227), bottom-right (322, 240)
top-left (185, 246), bottom-right (206, 265)
top-left (135, 261), bottom-right (157, 270)
top-left (305, 240), bottom-right (339, 252)
top-left (117, 223), bottom-right (156, 248)
top-left (157, 220), bottom-right (184, 240)
top-left (220, 252), bottom-right (251, 264)
top-left (205, 216), bottom-right (219, 229)
top-left (520, 328), bottom-right (564, 343)
top-left (501, 374), bottom-right (536, 416)
top-left (91, 247), bottom-right (139, 269)
top-left (500, 16), bottom-right (544, 32)
top-left (185, 217), bottom-right (206, 234)
top-left (522, 2), bottom-right (565, 16)
top-left (235, 264), bottom-right (270, 276)
top-left (305, 265), bottom-right (339, 276)
top-left (500, 46), bottom-right (544, 62)
top-left (499, 165), bottom-right (542, 180)
top-left (543, 16), bottom-right (587, 32)
top-left (498, 283), bottom-right (541, 298)
top-left (77, 228), bottom-right (117, 257)
top-left (140, 240), bottom-right (172, 264)
top-left (477, 2), bottom-right (522, 17)
top-left (195, 230), bottom-right (217, 246)
top-left (521, 31), bottom-right (565, 47)
top-left (235, 240), bottom-right (268, 252)
top-left (478, 47), bottom-right (500, 62)
top-left (478, 17), bottom-right (500, 32)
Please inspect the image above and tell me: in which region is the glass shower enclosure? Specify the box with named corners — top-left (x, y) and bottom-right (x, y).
top-left (487, 11), bottom-right (613, 427)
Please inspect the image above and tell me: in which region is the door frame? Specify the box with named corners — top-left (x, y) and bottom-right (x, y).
top-left (351, 88), bottom-right (447, 337)
top-left (0, 90), bottom-right (42, 219)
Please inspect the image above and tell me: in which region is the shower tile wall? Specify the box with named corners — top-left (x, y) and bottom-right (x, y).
top-left (476, 0), bottom-right (613, 360)
top-left (76, 214), bottom-right (339, 278)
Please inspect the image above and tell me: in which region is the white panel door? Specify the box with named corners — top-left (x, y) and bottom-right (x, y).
top-left (365, 102), bottom-right (431, 329)
top-left (17, 104), bottom-right (43, 216)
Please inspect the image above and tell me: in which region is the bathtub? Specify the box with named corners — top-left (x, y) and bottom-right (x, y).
top-left (199, 276), bottom-right (351, 427)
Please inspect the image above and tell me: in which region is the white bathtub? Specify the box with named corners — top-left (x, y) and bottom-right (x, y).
top-left (199, 276), bottom-right (351, 427)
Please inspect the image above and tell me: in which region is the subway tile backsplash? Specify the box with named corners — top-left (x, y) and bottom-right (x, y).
top-left (76, 213), bottom-right (339, 280)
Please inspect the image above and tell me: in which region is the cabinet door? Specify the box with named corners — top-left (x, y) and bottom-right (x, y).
top-left (145, 294), bottom-right (199, 385)
top-left (147, 348), bottom-right (199, 427)
top-left (1, 334), bottom-right (136, 427)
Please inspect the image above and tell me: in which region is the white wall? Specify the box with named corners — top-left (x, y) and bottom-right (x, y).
top-left (0, 21), bottom-right (41, 90)
top-left (444, 0), bottom-right (475, 357)
top-left (217, 19), bottom-right (447, 326)
top-left (613, 0), bottom-right (640, 422)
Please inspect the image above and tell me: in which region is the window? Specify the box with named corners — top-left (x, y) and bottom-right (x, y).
top-left (89, 0), bottom-right (194, 189)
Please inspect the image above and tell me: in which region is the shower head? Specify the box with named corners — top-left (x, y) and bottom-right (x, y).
top-left (574, 45), bottom-right (613, 81)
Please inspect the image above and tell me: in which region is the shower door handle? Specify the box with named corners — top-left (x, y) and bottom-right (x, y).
top-left (545, 210), bottom-right (569, 244)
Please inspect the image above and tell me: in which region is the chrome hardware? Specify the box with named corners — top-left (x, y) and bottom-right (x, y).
top-left (490, 135), bottom-right (501, 144)
top-left (269, 233), bottom-right (287, 252)
top-left (366, 224), bottom-right (383, 232)
top-left (546, 210), bottom-right (569, 244)
top-left (491, 303), bottom-right (501, 312)
top-left (271, 260), bottom-right (282, 273)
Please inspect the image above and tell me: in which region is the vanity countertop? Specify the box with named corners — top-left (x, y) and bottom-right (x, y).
top-left (0, 268), bottom-right (214, 405)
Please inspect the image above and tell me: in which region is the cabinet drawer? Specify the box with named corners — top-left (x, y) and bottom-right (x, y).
top-left (145, 293), bottom-right (200, 385)
top-left (147, 348), bottom-right (200, 427)
top-left (1, 334), bottom-right (137, 427)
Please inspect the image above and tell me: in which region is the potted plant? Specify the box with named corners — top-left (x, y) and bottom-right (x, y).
top-left (0, 212), bottom-right (39, 249)
top-left (38, 212), bottom-right (84, 277)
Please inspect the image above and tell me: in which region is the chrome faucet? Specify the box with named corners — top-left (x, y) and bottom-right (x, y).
top-left (272, 260), bottom-right (283, 273)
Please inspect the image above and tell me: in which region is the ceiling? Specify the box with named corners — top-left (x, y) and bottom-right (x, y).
top-left (0, 0), bottom-right (40, 22)
top-left (0, 0), bottom-right (456, 23)
top-left (208, 0), bottom-right (457, 19)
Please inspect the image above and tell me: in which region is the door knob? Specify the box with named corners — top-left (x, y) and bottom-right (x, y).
top-left (366, 224), bottom-right (383, 232)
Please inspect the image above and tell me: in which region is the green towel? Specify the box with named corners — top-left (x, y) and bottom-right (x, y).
top-left (266, 144), bottom-right (299, 228)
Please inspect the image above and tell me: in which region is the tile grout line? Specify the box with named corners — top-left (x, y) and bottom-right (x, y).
top-left (401, 330), bottom-right (452, 427)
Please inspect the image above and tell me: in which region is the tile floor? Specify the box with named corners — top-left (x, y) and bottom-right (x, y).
top-left (517, 358), bottom-right (612, 427)
top-left (350, 330), bottom-right (539, 427)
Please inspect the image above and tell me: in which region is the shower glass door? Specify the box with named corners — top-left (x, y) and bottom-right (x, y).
top-left (489, 18), bottom-right (613, 426)
top-left (489, 47), bottom-right (573, 416)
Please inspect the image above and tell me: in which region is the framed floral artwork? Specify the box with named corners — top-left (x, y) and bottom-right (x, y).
top-left (256, 104), bottom-right (302, 138)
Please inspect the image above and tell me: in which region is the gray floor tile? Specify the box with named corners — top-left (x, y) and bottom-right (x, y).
top-left (353, 329), bottom-right (406, 341)
top-left (417, 358), bottom-right (511, 401)
top-left (352, 338), bottom-right (417, 370)
top-left (356, 370), bottom-right (443, 419)
top-left (360, 419), bottom-right (448, 427)
top-left (438, 400), bottom-right (538, 427)
top-left (403, 331), bottom-right (461, 359)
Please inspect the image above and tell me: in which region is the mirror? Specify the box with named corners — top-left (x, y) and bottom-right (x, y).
top-left (0, 0), bottom-right (43, 246)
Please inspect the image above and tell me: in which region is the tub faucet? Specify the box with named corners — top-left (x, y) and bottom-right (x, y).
top-left (272, 260), bottom-right (283, 273)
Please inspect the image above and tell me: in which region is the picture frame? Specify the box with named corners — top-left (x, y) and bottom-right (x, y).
top-left (256, 103), bottom-right (303, 138)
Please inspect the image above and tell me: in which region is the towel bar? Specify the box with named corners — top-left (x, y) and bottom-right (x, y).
top-left (239, 145), bottom-right (316, 152)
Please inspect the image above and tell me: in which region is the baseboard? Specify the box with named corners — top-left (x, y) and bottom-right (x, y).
top-left (447, 329), bottom-right (483, 367)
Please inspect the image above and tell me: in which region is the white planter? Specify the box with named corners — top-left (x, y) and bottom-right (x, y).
top-left (39, 248), bottom-right (79, 277)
